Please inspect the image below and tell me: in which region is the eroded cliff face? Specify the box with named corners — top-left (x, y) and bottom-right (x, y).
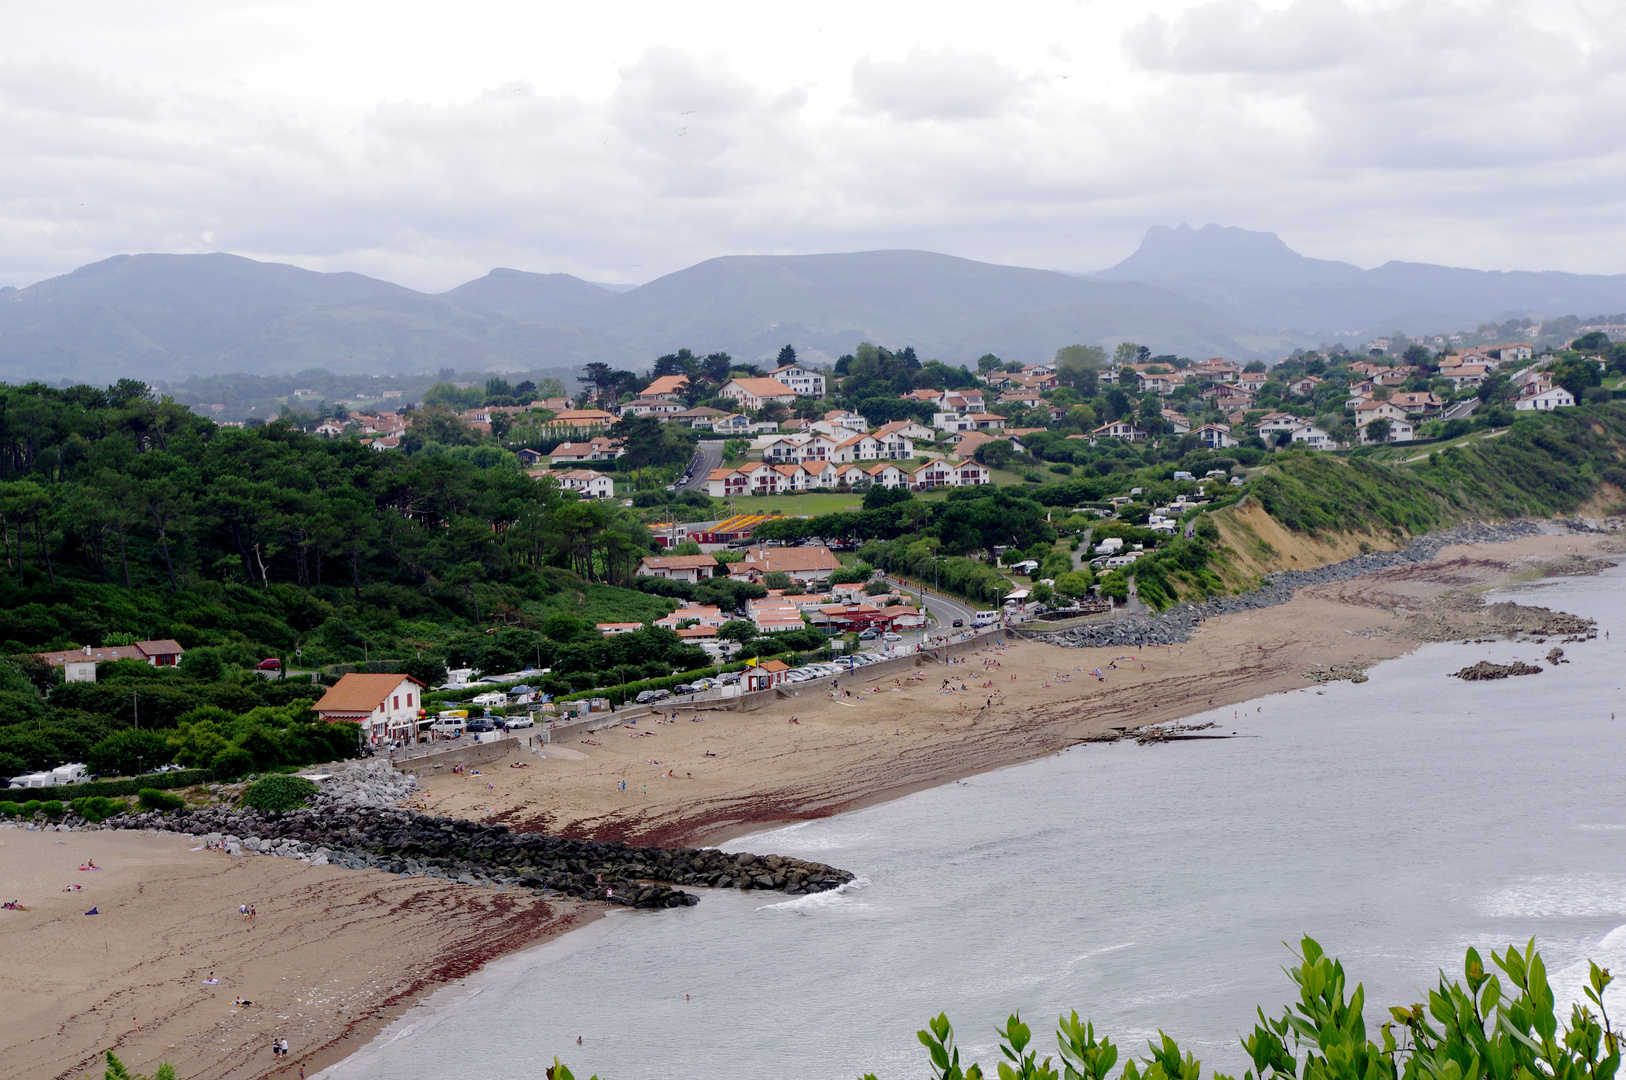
top-left (1209, 496), bottom-right (1402, 585)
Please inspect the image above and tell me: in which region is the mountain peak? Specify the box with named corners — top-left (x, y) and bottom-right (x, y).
top-left (1098, 223), bottom-right (1362, 285)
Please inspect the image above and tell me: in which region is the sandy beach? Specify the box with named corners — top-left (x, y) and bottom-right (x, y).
top-left (413, 531), bottom-right (1620, 847)
top-left (6, 529), bottom-right (1614, 1080)
top-left (0, 829), bottom-right (598, 1080)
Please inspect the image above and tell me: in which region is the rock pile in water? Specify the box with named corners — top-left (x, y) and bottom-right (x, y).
top-left (1452, 660), bottom-right (1543, 681)
top-left (84, 763), bottom-right (853, 909)
top-left (1032, 520), bottom-right (1566, 651)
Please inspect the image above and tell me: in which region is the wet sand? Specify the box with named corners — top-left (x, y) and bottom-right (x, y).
top-left (0, 829), bottom-right (598, 1080)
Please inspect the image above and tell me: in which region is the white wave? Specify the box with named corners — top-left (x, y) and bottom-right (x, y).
top-left (756, 874), bottom-right (871, 912)
top-left (1550, 923), bottom-right (1626, 1021)
top-left (1577, 824), bottom-right (1626, 832)
top-left (1477, 876), bottom-right (1626, 919)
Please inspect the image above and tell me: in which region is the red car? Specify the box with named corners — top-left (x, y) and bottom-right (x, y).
top-left (256, 658), bottom-right (282, 671)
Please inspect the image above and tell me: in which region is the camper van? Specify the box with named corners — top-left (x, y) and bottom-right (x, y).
top-left (972, 610), bottom-right (999, 627)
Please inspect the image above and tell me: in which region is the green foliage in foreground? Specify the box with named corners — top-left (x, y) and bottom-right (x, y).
top-left (553, 937), bottom-right (1621, 1080)
top-left (239, 773), bottom-right (318, 813)
top-left (105, 1049), bottom-right (176, 1080)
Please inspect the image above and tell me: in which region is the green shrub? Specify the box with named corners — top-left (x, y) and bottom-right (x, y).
top-left (20, 799), bottom-right (41, 816)
top-left (70, 795), bottom-right (127, 823)
top-left (240, 774), bottom-right (319, 813)
top-left (137, 788), bottom-right (186, 813)
top-left (0, 801), bottom-right (17, 817)
top-left (210, 746), bottom-right (255, 782)
top-left (37, 799), bottom-right (64, 818)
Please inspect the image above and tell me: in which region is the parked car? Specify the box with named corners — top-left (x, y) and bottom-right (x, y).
top-left (882, 632), bottom-right (903, 642)
top-left (505, 715), bottom-right (535, 729)
top-left (858, 629), bottom-right (879, 640)
top-left (256, 658), bottom-right (282, 670)
top-left (465, 719), bottom-right (496, 733)
top-left (673, 684), bottom-right (696, 696)
top-left (635, 689), bottom-right (671, 705)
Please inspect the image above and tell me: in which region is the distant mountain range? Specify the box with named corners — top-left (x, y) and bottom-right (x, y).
top-left (1092, 223), bottom-right (1626, 337)
top-left (3, 228), bottom-right (1624, 385)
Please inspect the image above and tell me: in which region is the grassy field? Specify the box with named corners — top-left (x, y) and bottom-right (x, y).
top-left (725, 492), bottom-right (866, 516)
top-left (1361, 427), bottom-right (1510, 464)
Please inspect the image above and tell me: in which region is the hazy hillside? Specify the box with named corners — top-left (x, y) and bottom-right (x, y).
top-left (0, 248), bottom-right (1295, 382)
top-left (1095, 223), bottom-right (1626, 336)
top-left (567, 249), bottom-right (1288, 364)
top-left (443, 268), bottom-right (621, 324)
top-left (11, 233), bottom-right (1626, 386)
top-left (0, 253), bottom-right (639, 383)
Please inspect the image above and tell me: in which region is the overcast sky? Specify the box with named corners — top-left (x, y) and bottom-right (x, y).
top-left (3, 0), bottom-right (1623, 291)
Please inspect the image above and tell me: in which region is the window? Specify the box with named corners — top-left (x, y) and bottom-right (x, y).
top-left (406, 693), bottom-right (413, 707)
top-left (393, 695), bottom-right (400, 710)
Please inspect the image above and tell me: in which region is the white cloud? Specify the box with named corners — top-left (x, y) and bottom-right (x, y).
top-left (0, 0), bottom-right (1625, 292)
top-left (851, 47), bottom-right (1028, 121)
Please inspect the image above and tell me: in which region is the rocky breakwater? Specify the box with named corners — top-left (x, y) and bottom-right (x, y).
top-left (1031, 520), bottom-right (1560, 651)
top-left (96, 763), bottom-right (854, 910)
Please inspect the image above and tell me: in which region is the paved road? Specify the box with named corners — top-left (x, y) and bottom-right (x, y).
top-left (681, 440), bottom-right (724, 492)
top-left (883, 575), bottom-right (980, 629)
top-left (1440, 398), bottom-right (1480, 422)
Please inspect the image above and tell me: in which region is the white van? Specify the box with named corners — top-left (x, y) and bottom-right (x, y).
top-left (429, 716), bottom-right (467, 735)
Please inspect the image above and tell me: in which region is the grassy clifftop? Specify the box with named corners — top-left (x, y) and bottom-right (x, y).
top-left (1211, 403), bottom-right (1626, 581)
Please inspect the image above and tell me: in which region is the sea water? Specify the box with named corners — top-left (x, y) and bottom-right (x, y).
top-left (325, 565), bottom-right (1626, 1080)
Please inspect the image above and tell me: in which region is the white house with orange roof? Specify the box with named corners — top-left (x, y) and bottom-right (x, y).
top-left (311, 673), bottom-right (427, 748)
top-left (719, 378), bottom-right (797, 411)
top-left (864, 462), bottom-right (910, 489)
top-left (823, 409), bottom-right (870, 432)
top-left (641, 374), bottom-right (690, 400)
top-left (769, 362), bottom-right (827, 398)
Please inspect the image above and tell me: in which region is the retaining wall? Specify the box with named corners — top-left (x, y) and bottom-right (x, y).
top-left (394, 738), bottom-right (515, 777)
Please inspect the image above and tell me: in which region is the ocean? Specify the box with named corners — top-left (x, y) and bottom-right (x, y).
top-left (324, 565), bottom-right (1626, 1080)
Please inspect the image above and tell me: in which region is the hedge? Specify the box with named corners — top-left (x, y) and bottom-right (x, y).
top-left (0, 768), bottom-right (212, 803)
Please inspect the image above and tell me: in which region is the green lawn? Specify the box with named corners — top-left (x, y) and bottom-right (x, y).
top-left (733, 492), bottom-right (866, 516)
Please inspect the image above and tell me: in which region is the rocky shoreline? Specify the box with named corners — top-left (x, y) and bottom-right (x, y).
top-left (1031, 519), bottom-right (1590, 650)
top-left (13, 763), bottom-right (855, 909)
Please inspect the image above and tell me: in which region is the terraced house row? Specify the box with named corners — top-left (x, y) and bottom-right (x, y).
top-left (706, 457), bottom-right (990, 496)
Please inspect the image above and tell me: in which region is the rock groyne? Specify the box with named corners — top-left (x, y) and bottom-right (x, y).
top-left (36, 763), bottom-right (855, 909)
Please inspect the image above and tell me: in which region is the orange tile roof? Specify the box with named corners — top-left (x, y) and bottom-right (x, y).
top-left (312, 673), bottom-right (424, 716)
top-left (725, 378), bottom-right (796, 397)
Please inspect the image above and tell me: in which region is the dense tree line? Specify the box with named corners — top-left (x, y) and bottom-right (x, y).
top-left (0, 381), bottom-right (658, 661)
